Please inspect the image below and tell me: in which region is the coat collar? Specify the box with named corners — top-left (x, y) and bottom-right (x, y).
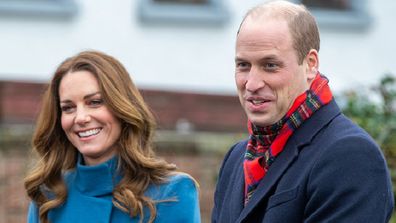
top-left (236, 100), bottom-right (341, 222)
top-left (75, 155), bottom-right (121, 197)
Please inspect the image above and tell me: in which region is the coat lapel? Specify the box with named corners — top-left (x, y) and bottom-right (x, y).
top-left (235, 100), bottom-right (341, 222)
top-left (221, 142), bottom-right (247, 221)
top-left (230, 153), bottom-right (246, 217)
top-left (236, 136), bottom-right (300, 222)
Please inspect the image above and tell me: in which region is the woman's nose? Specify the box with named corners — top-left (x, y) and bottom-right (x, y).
top-left (74, 107), bottom-right (91, 125)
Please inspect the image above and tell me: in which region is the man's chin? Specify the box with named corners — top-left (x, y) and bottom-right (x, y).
top-left (249, 119), bottom-right (271, 127)
top-left (248, 113), bottom-right (281, 127)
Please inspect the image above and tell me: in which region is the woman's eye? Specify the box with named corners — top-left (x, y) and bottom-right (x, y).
top-left (89, 99), bottom-right (103, 106)
top-left (60, 105), bottom-right (74, 113)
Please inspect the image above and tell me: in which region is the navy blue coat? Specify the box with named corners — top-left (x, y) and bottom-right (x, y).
top-left (212, 100), bottom-right (394, 223)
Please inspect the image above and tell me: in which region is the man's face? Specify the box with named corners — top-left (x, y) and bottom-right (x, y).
top-left (235, 17), bottom-right (311, 127)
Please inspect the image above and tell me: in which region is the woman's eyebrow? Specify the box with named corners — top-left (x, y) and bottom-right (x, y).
top-left (60, 91), bottom-right (101, 103)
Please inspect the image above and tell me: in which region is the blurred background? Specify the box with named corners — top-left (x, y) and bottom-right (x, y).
top-left (0, 0), bottom-right (395, 222)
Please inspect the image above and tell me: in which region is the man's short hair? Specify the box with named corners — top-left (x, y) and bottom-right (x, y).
top-left (238, 0), bottom-right (320, 65)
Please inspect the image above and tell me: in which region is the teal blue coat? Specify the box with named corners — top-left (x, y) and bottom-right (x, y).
top-left (27, 156), bottom-right (200, 223)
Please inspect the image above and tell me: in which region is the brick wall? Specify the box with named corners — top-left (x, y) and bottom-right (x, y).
top-left (0, 81), bottom-right (246, 133)
top-left (0, 81), bottom-right (45, 124)
top-left (141, 89), bottom-right (246, 132)
top-left (0, 150), bottom-right (30, 223)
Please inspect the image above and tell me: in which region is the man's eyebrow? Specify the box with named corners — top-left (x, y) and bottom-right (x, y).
top-left (235, 56), bottom-right (248, 62)
top-left (235, 57), bottom-right (243, 62)
top-left (260, 55), bottom-right (279, 60)
top-left (235, 54), bottom-right (280, 62)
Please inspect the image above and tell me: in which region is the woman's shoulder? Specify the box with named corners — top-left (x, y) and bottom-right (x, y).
top-left (167, 172), bottom-right (198, 187)
top-left (149, 172), bottom-right (201, 222)
top-left (146, 172), bottom-right (198, 200)
top-left (27, 201), bottom-right (39, 223)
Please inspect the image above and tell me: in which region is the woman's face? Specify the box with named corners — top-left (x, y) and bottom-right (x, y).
top-left (59, 70), bottom-right (122, 166)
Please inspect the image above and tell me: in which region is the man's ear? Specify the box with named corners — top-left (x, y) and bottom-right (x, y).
top-left (305, 49), bottom-right (319, 81)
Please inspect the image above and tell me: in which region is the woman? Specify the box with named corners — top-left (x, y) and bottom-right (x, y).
top-left (24, 50), bottom-right (200, 223)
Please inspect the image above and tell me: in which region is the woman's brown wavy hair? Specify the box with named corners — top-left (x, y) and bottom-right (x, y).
top-left (24, 50), bottom-right (177, 223)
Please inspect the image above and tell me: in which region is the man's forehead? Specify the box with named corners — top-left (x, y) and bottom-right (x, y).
top-left (243, 13), bottom-right (287, 28)
top-left (237, 18), bottom-right (291, 46)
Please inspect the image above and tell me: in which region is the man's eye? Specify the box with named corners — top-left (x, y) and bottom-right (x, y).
top-left (236, 62), bottom-right (250, 70)
top-left (264, 63), bottom-right (279, 71)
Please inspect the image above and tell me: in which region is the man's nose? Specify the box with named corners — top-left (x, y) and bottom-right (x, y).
top-left (245, 67), bottom-right (265, 92)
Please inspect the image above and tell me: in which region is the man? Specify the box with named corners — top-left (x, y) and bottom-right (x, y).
top-left (212, 1), bottom-right (394, 222)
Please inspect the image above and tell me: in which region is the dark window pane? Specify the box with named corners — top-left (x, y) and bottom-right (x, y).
top-left (0, 0), bottom-right (52, 1)
top-left (153, 0), bottom-right (209, 4)
top-left (302, 0), bottom-right (351, 10)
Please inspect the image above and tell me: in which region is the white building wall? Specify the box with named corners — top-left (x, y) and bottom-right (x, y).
top-left (0, 0), bottom-right (395, 94)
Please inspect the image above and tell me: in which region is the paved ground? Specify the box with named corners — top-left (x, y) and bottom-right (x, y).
top-left (0, 150), bottom-right (30, 223)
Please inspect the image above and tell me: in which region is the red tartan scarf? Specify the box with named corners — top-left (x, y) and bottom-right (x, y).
top-left (243, 73), bottom-right (333, 204)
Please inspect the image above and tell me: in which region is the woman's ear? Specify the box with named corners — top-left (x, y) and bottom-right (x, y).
top-left (305, 49), bottom-right (319, 81)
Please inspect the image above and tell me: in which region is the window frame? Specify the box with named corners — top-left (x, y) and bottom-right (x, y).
top-left (0, 0), bottom-right (78, 18)
top-left (292, 0), bottom-right (371, 30)
top-left (138, 0), bottom-right (229, 25)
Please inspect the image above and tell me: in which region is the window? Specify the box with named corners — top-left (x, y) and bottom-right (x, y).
top-left (154, 0), bottom-right (208, 4)
top-left (0, 0), bottom-right (77, 18)
top-left (293, 0), bottom-right (371, 30)
top-left (302, 0), bottom-right (351, 11)
top-left (138, 0), bottom-right (229, 25)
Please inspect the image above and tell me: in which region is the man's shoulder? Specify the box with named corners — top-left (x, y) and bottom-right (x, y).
top-left (307, 112), bottom-right (383, 165)
top-left (225, 139), bottom-right (248, 161)
top-left (323, 112), bottom-right (376, 144)
top-left (217, 139), bottom-right (248, 176)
